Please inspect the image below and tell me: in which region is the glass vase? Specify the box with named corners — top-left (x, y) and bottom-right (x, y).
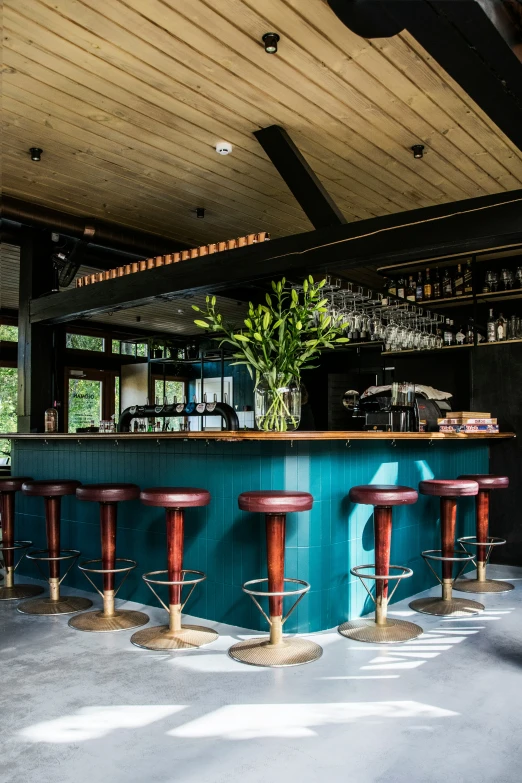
top-left (254, 375), bottom-right (301, 432)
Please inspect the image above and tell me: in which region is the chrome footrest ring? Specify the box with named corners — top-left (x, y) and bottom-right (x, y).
top-left (78, 557), bottom-right (137, 575)
top-left (0, 540), bottom-right (33, 554)
top-left (421, 549), bottom-right (473, 563)
top-left (457, 535), bottom-right (507, 548)
top-left (26, 548), bottom-right (81, 563)
top-left (141, 569), bottom-right (206, 588)
top-left (241, 577), bottom-right (311, 599)
top-left (350, 564), bottom-right (413, 581)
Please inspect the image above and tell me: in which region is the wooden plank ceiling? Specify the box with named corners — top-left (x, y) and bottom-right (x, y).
top-left (3, 0), bottom-right (522, 254)
top-left (0, 244), bottom-right (250, 335)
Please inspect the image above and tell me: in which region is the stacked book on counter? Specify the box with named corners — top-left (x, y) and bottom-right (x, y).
top-left (438, 412), bottom-right (499, 433)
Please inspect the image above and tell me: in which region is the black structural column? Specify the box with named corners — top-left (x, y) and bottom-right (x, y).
top-left (254, 125), bottom-right (347, 229)
top-left (17, 227), bottom-right (56, 432)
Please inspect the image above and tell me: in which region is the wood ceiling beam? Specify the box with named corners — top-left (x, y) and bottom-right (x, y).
top-left (29, 190), bottom-right (522, 326)
top-left (328, 0), bottom-right (522, 152)
top-left (253, 125), bottom-right (347, 229)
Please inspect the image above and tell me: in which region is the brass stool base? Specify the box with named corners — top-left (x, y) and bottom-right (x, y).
top-left (69, 609), bottom-right (149, 632)
top-left (0, 584), bottom-right (44, 601)
top-left (338, 617), bottom-right (423, 644)
top-left (454, 578), bottom-right (514, 594)
top-left (17, 595), bottom-right (93, 615)
top-left (131, 623), bottom-right (218, 650)
top-left (409, 596), bottom-right (484, 616)
top-left (228, 636), bottom-right (323, 667)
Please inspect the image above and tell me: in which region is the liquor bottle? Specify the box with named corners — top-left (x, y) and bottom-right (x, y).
top-left (464, 260), bottom-right (473, 295)
top-left (455, 325), bottom-right (466, 345)
top-left (482, 275), bottom-right (491, 294)
top-left (450, 319), bottom-right (456, 345)
top-left (466, 319), bottom-right (475, 345)
top-left (423, 268), bottom-right (432, 300)
top-left (406, 275), bottom-right (416, 302)
top-left (433, 269), bottom-right (441, 299)
top-left (496, 312), bottom-right (507, 341)
top-left (442, 267), bottom-right (453, 298)
top-left (454, 264), bottom-right (464, 296)
top-left (44, 402), bottom-right (58, 433)
top-left (415, 271), bottom-right (424, 302)
top-left (487, 309), bottom-right (497, 342)
top-left (387, 278), bottom-right (397, 298)
top-left (443, 317), bottom-right (453, 346)
top-left (396, 277), bottom-right (406, 299)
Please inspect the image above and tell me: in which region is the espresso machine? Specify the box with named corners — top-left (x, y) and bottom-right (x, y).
top-left (356, 382), bottom-right (450, 432)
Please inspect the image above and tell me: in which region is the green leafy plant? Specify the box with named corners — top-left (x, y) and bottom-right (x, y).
top-left (193, 276), bottom-right (349, 429)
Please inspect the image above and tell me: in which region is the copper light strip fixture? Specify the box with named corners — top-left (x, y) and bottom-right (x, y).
top-left (76, 232), bottom-right (270, 287)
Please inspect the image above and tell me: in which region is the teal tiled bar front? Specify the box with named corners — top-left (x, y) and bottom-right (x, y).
top-left (12, 436), bottom-right (490, 632)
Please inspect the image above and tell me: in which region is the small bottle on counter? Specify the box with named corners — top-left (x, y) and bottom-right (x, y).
top-left (423, 268), bottom-right (432, 300)
top-left (496, 313), bottom-right (507, 341)
top-left (454, 264), bottom-right (464, 296)
top-left (406, 275), bottom-right (416, 302)
top-left (464, 260), bottom-right (473, 294)
top-left (415, 271), bottom-right (424, 302)
top-left (44, 402), bottom-right (58, 433)
top-left (442, 267), bottom-right (453, 298)
top-left (433, 268), bottom-right (441, 299)
top-left (396, 277), bottom-right (406, 299)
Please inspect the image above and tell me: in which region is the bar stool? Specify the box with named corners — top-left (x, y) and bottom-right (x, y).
top-left (69, 484), bottom-right (149, 632)
top-left (410, 479), bottom-right (485, 616)
top-left (131, 487), bottom-right (217, 650)
top-left (454, 474), bottom-right (513, 593)
top-left (339, 485), bottom-right (423, 643)
top-left (0, 477), bottom-right (43, 600)
top-left (18, 480), bottom-right (93, 615)
top-left (228, 490), bottom-right (323, 667)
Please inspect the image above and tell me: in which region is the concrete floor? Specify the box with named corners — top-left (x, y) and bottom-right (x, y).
top-left (1, 566), bottom-right (522, 783)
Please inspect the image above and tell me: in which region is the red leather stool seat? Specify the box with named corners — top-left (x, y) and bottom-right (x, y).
top-left (0, 477), bottom-right (33, 493)
top-left (22, 479), bottom-right (81, 497)
top-left (140, 487), bottom-right (210, 508)
top-left (349, 485), bottom-right (418, 507)
top-left (419, 479), bottom-right (478, 497)
top-left (76, 483), bottom-right (139, 503)
top-left (238, 490), bottom-right (313, 514)
top-left (458, 474), bottom-right (509, 490)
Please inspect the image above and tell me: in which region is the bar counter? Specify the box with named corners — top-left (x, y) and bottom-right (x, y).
top-left (5, 430), bottom-right (513, 632)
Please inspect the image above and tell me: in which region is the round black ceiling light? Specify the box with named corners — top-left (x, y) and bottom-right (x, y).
top-left (30, 147), bottom-right (43, 161)
top-left (411, 144), bottom-right (425, 159)
top-left (262, 33), bottom-right (280, 54)
top-left (196, 207), bottom-right (205, 219)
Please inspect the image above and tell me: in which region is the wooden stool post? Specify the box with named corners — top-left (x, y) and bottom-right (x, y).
top-left (130, 487), bottom-right (217, 651)
top-left (0, 478), bottom-right (43, 601)
top-left (454, 474), bottom-right (513, 593)
top-left (228, 490), bottom-right (323, 667)
top-left (339, 485), bottom-right (422, 644)
top-left (70, 484), bottom-right (149, 632)
top-left (410, 479), bottom-right (485, 617)
top-left (18, 480), bottom-right (92, 615)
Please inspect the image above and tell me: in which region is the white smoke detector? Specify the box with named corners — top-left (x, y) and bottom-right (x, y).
top-left (216, 141), bottom-right (233, 155)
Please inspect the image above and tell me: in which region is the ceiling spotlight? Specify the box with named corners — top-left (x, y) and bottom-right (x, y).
top-left (30, 147), bottom-right (43, 161)
top-left (196, 207), bottom-right (205, 219)
top-left (262, 32), bottom-right (280, 54)
top-left (412, 144), bottom-right (425, 159)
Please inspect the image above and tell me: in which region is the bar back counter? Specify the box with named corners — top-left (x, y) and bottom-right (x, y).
top-left (6, 431), bottom-right (512, 633)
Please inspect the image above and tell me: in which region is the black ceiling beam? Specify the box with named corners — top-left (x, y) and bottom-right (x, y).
top-left (327, 0), bottom-right (522, 152)
top-left (29, 190), bottom-right (522, 325)
top-left (253, 125), bottom-right (347, 229)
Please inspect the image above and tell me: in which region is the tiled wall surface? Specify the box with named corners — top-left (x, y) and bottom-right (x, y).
top-left (13, 438), bottom-right (488, 632)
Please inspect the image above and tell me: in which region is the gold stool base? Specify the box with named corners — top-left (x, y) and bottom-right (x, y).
top-left (0, 584), bottom-right (44, 601)
top-left (338, 617), bottom-right (423, 644)
top-left (131, 623), bottom-right (218, 650)
top-left (454, 577), bottom-right (514, 594)
top-left (17, 595), bottom-right (93, 615)
top-left (228, 636), bottom-right (323, 667)
top-left (69, 609), bottom-right (149, 632)
top-left (409, 595), bottom-right (484, 616)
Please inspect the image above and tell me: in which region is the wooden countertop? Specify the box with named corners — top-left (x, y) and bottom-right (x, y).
top-left (1, 431), bottom-right (515, 441)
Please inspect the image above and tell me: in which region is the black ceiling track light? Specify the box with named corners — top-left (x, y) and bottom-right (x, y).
top-left (29, 147), bottom-right (43, 161)
top-left (411, 144), bottom-right (425, 159)
top-left (262, 32), bottom-right (280, 53)
top-left (196, 207), bottom-right (205, 219)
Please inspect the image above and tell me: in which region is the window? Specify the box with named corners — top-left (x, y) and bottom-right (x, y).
top-left (154, 379), bottom-right (185, 404)
top-left (0, 366), bottom-right (17, 461)
top-left (67, 376), bottom-right (103, 432)
top-left (66, 333), bottom-right (105, 352)
top-left (112, 340), bottom-right (148, 357)
top-left (115, 376), bottom-right (120, 417)
top-left (0, 325), bottom-right (18, 342)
